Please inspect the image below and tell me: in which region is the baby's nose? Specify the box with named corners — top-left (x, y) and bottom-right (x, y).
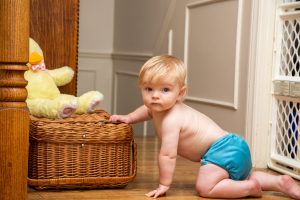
top-left (152, 91), bottom-right (160, 99)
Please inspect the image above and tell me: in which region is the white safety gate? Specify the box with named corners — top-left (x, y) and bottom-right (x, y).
top-left (269, 0), bottom-right (300, 180)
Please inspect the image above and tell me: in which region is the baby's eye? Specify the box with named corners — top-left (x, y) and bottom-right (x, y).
top-left (145, 87), bottom-right (152, 92)
top-left (162, 88), bottom-right (170, 92)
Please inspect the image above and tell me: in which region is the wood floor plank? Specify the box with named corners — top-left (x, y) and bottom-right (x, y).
top-left (28, 136), bottom-right (299, 199)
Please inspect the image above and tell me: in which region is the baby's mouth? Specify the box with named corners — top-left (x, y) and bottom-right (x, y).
top-left (150, 103), bottom-right (162, 107)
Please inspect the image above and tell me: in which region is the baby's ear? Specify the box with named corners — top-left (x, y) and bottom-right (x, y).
top-left (177, 86), bottom-right (187, 101)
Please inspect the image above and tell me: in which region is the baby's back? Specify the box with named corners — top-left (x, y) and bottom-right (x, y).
top-left (175, 103), bottom-right (227, 162)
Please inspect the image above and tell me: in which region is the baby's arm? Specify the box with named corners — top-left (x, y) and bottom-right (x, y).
top-left (146, 116), bottom-right (180, 198)
top-left (109, 105), bottom-right (152, 124)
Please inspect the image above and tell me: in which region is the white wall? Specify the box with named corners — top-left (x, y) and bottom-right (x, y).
top-left (79, 0), bottom-right (114, 53)
top-left (78, 0), bottom-right (114, 112)
top-left (77, 0), bottom-right (253, 137)
top-left (113, 0), bottom-right (172, 54)
top-left (77, 0), bottom-right (170, 115)
top-left (77, 0), bottom-right (278, 167)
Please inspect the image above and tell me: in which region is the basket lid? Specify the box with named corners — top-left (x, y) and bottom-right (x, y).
top-left (30, 110), bottom-right (110, 123)
top-left (29, 110), bottom-right (133, 143)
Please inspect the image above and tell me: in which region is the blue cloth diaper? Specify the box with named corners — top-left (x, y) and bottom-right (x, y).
top-left (201, 133), bottom-right (252, 180)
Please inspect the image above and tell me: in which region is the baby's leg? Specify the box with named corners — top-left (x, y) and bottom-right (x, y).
top-left (249, 171), bottom-right (300, 199)
top-left (195, 163), bottom-right (262, 198)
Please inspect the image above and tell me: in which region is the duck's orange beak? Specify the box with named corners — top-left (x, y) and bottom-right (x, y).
top-left (29, 51), bottom-right (43, 65)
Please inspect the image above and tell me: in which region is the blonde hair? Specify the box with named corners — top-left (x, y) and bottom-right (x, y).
top-left (138, 55), bottom-right (186, 87)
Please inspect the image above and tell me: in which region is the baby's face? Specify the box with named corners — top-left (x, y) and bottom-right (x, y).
top-left (140, 73), bottom-right (183, 113)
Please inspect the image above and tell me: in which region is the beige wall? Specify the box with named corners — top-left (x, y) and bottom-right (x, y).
top-left (78, 0), bottom-right (172, 134)
top-left (78, 0), bottom-right (115, 112)
top-left (77, 0), bottom-right (170, 116)
top-left (110, 0), bottom-right (253, 137)
top-left (78, 0), bottom-right (252, 136)
top-left (165, 0), bottom-right (253, 136)
top-left (77, 0), bottom-right (277, 167)
top-left (113, 0), bottom-right (172, 54)
top-left (112, 0), bottom-right (173, 135)
top-left (79, 0), bottom-right (114, 53)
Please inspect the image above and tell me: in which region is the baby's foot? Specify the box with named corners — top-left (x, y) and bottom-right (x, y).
top-left (279, 175), bottom-right (300, 199)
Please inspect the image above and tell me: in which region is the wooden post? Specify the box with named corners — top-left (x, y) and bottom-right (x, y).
top-left (0, 0), bottom-right (29, 200)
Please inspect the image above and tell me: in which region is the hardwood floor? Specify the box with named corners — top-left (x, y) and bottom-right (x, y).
top-left (28, 136), bottom-right (299, 200)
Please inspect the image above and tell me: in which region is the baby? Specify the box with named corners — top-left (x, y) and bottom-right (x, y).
top-left (109, 55), bottom-right (300, 199)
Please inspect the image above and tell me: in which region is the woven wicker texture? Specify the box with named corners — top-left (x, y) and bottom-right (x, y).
top-left (28, 110), bottom-right (136, 189)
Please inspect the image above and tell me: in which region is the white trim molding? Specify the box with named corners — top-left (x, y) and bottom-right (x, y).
top-left (184, 0), bottom-right (243, 110)
top-left (112, 52), bottom-right (152, 61)
top-left (153, 0), bottom-right (177, 54)
top-left (79, 50), bottom-right (112, 59)
top-left (113, 70), bottom-right (139, 114)
top-left (113, 70), bottom-right (149, 136)
top-left (77, 69), bottom-right (97, 90)
top-left (79, 50), bottom-right (152, 61)
top-left (168, 29), bottom-right (173, 55)
top-left (245, 0), bottom-right (276, 168)
top-left (184, 96), bottom-right (238, 110)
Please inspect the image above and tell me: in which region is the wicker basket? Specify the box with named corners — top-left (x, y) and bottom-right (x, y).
top-left (28, 110), bottom-right (137, 189)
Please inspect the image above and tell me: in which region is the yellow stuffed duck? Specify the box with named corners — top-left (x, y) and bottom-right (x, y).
top-left (25, 38), bottom-right (104, 119)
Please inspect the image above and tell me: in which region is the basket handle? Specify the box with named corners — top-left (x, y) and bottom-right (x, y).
top-left (98, 120), bottom-right (124, 125)
top-left (131, 140), bottom-right (137, 177)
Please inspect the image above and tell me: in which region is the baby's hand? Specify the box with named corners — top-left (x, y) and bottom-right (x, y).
top-left (145, 184), bottom-right (169, 198)
top-left (109, 114), bottom-right (131, 124)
